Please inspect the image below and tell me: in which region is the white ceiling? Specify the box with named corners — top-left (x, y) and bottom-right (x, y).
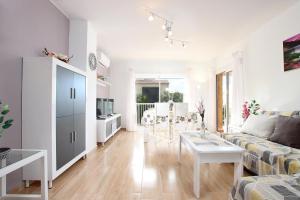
top-left (52, 0), bottom-right (298, 62)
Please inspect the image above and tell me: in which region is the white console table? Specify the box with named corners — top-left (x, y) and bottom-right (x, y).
top-left (97, 114), bottom-right (122, 145)
top-left (0, 149), bottom-right (48, 200)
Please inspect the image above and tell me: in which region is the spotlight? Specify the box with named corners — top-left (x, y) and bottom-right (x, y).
top-left (164, 35), bottom-right (169, 42)
top-left (167, 26), bottom-right (173, 36)
top-left (169, 40), bottom-right (173, 47)
top-left (162, 21), bottom-right (168, 30)
top-left (148, 13), bottom-right (154, 21)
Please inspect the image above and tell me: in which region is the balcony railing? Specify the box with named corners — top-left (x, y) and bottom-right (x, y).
top-left (136, 103), bottom-right (155, 124)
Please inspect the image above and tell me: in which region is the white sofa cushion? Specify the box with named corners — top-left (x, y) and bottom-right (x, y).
top-left (241, 114), bottom-right (277, 138)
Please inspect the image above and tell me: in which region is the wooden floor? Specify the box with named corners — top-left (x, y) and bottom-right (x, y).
top-left (13, 130), bottom-right (248, 200)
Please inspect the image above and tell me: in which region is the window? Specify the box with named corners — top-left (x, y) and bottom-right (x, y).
top-left (159, 78), bottom-right (184, 103)
top-left (136, 78), bottom-right (184, 103)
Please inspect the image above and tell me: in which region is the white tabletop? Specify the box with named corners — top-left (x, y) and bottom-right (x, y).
top-left (180, 131), bottom-right (244, 154)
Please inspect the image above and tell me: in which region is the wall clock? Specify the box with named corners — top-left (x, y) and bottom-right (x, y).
top-left (88, 53), bottom-right (97, 71)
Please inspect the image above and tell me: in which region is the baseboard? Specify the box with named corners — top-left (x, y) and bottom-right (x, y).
top-left (86, 145), bottom-right (97, 154)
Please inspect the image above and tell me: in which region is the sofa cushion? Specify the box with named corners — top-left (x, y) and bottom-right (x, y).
top-left (232, 174), bottom-right (300, 200)
top-left (269, 115), bottom-right (300, 148)
top-left (241, 114), bottom-right (277, 138)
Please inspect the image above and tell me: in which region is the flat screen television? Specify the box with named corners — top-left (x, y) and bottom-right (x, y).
top-left (96, 98), bottom-right (114, 118)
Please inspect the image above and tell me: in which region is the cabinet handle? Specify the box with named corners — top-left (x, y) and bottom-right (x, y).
top-left (70, 88), bottom-right (73, 99)
top-left (73, 88), bottom-right (76, 99)
top-left (70, 132), bottom-right (73, 143)
top-left (74, 131), bottom-right (77, 142)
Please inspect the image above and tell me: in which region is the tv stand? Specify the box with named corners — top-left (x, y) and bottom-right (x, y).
top-left (97, 114), bottom-right (121, 146)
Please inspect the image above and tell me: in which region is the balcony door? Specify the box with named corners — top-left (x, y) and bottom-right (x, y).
top-left (216, 71), bottom-right (232, 132)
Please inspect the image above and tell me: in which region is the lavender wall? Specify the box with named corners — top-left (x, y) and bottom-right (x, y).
top-left (0, 0), bottom-right (69, 189)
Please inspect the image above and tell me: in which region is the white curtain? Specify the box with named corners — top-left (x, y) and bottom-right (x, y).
top-left (206, 67), bottom-right (216, 131)
top-left (231, 51), bottom-right (245, 126)
top-left (125, 68), bottom-right (137, 131)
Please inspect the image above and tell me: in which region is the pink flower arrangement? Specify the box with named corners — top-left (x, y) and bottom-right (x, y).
top-left (242, 102), bottom-right (250, 121)
top-left (242, 100), bottom-right (260, 121)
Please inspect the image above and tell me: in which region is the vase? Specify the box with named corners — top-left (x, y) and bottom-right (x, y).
top-left (201, 121), bottom-right (205, 129)
top-left (201, 122), bottom-right (205, 134)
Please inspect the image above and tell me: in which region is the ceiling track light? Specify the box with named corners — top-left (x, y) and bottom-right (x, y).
top-left (169, 39), bottom-right (173, 47)
top-left (164, 34), bottom-right (169, 42)
top-left (146, 9), bottom-right (189, 48)
top-left (148, 13), bottom-right (154, 21)
top-left (167, 26), bottom-right (173, 36)
top-left (162, 20), bottom-right (170, 30)
top-left (166, 38), bottom-right (188, 48)
top-left (162, 22), bottom-right (166, 30)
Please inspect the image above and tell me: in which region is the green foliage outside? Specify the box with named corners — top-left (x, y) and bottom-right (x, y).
top-left (136, 94), bottom-right (148, 103)
top-left (160, 91), bottom-right (183, 103)
top-left (137, 91), bottom-right (183, 103)
top-left (160, 91), bottom-right (169, 102)
top-left (172, 92), bottom-right (183, 102)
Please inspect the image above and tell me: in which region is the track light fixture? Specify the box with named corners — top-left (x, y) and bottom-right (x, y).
top-left (148, 13), bottom-right (154, 21)
top-left (164, 34), bottom-right (169, 42)
top-left (167, 26), bottom-right (173, 36)
top-left (146, 9), bottom-right (189, 48)
top-left (166, 38), bottom-right (188, 48)
top-left (162, 22), bottom-right (167, 30)
top-left (169, 39), bottom-right (173, 47)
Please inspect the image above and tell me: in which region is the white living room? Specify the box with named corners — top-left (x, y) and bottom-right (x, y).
top-left (1, 0), bottom-right (300, 200)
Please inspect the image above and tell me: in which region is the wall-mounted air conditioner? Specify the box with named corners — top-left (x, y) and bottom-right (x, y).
top-left (97, 52), bottom-right (110, 68)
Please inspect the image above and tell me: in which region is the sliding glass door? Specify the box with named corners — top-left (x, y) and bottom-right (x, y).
top-left (216, 71), bottom-right (232, 132)
top-left (135, 77), bottom-right (185, 124)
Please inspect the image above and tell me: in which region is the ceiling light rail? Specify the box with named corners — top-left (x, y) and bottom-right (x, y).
top-left (168, 38), bottom-right (188, 48)
top-left (146, 8), bottom-right (189, 48)
top-left (147, 11), bottom-right (174, 27)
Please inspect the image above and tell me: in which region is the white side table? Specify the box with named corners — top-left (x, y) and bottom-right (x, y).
top-left (0, 149), bottom-right (48, 200)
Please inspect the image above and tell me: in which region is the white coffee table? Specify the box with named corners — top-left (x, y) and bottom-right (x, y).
top-left (178, 131), bottom-right (244, 199)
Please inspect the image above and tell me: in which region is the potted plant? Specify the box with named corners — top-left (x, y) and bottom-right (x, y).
top-left (242, 100), bottom-right (260, 122)
top-left (0, 99), bottom-right (13, 159)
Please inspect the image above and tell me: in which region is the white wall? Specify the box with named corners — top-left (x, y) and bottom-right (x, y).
top-left (217, 2), bottom-right (300, 111)
top-left (69, 20), bottom-right (87, 71)
top-left (69, 19), bottom-right (97, 153)
top-left (109, 59), bottom-right (213, 129)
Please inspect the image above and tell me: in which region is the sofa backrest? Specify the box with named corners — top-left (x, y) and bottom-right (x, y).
top-left (260, 110), bottom-right (300, 117)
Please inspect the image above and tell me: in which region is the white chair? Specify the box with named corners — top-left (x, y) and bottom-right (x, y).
top-left (173, 103), bottom-right (189, 134)
top-left (154, 103), bottom-right (169, 135)
top-left (141, 108), bottom-right (156, 143)
top-left (155, 103), bottom-right (169, 116)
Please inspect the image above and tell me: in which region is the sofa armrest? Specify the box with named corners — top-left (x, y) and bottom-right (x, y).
top-left (279, 154), bottom-right (300, 175)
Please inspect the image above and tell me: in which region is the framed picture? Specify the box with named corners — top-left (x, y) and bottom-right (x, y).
top-left (283, 33), bottom-right (300, 71)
